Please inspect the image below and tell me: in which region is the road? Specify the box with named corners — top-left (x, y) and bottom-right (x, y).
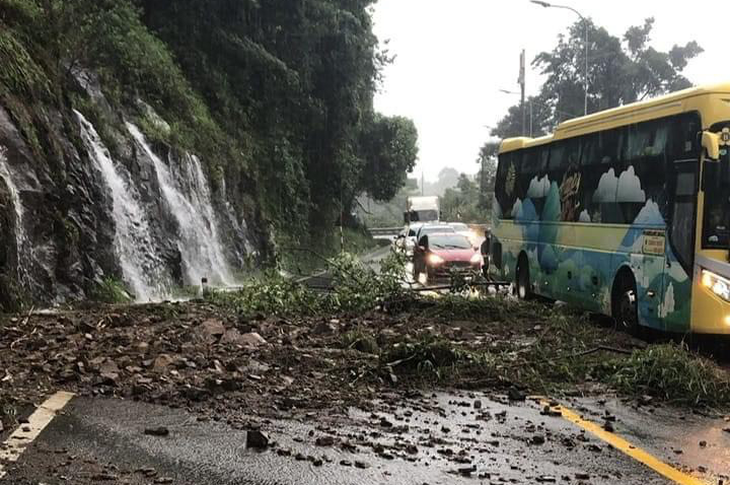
top-left (6, 390), bottom-right (723, 485)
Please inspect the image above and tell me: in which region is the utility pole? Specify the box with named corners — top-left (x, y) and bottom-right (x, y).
top-left (530, 1), bottom-right (588, 116)
top-left (518, 49), bottom-right (526, 136)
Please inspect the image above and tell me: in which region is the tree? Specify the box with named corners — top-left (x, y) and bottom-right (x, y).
top-left (441, 174), bottom-right (487, 223)
top-left (492, 18), bottom-right (702, 139)
top-left (476, 141), bottom-right (498, 210)
top-left (359, 115), bottom-right (419, 202)
top-left (134, 0), bottom-right (418, 238)
top-left (422, 167), bottom-right (460, 196)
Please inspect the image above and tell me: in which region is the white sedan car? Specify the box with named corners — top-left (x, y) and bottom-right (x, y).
top-left (394, 223), bottom-right (423, 255)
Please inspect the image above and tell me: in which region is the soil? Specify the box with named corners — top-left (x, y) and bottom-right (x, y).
top-left (0, 296), bottom-right (643, 435)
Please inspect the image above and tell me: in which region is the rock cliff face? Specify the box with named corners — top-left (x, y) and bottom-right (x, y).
top-left (0, 75), bottom-right (268, 310)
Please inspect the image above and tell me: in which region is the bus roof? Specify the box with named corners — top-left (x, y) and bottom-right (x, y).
top-left (498, 82), bottom-right (730, 154)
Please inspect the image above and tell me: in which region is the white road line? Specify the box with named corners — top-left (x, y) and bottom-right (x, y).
top-left (0, 391), bottom-right (74, 479)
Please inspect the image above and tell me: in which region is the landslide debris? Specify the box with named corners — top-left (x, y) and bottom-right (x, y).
top-left (2, 266), bottom-right (729, 433)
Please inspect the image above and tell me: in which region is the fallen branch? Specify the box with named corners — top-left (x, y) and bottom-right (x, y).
top-left (507, 345), bottom-right (633, 369)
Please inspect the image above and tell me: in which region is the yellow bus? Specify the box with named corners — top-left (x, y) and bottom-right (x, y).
top-left (486, 83), bottom-right (730, 334)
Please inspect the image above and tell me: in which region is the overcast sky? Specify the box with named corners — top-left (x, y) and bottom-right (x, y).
top-left (372, 0), bottom-right (730, 181)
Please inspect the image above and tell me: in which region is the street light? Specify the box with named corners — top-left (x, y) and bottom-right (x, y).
top-left (499, 89), bottom-right (533, 137)
top-left (530, 0), bottom-right (588, 116)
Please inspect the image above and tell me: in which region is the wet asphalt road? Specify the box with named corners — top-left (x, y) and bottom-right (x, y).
top-left (0, 392), bottom-right (690, 485)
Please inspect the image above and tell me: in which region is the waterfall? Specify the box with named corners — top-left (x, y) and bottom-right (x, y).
top-left (0, 146), bottom-right (26, 277)
top-left (75, 111), bottom-right (171, 301)
top-left (125, 122), bottom-right (234, 287)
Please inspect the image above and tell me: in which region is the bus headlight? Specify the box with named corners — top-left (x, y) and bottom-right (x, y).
top-left (427, 254), bottom-right (445, 266)
top-left (701, 270), bottom-right (730, 302)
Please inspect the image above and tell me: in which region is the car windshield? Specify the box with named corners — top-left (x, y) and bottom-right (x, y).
top-left (429, 234), bottom-right (472, 250)
top-left (422, 226), bottom-right (454, 236)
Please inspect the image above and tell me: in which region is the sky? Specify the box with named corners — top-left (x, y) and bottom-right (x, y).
top-left (371, 0), bottom-right (730, 182)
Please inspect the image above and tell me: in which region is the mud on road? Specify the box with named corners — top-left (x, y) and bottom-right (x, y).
top-left (1, 290), bottom-right (730, 483)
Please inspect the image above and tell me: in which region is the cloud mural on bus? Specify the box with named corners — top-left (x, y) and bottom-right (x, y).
top-left (616, 166), bottom-right (646, 203)
top-left (594, 168), bottom-right (619, 203)
top-left (527, 174), bottom-right (550, 199)
top-left (492, 166), bottom-right (692, 333)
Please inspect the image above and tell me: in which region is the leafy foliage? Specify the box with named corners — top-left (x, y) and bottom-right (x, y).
top-left (492, 18), bottom-right (702, 138)
top-left (359, 115), bottom-right (419, 202)
top-left (210, 249), bottom-right (413, 317)
top-left (90, 277), bottom-right (133, 304)
top-left (602, 343), bottom-right (730, 407)
top-left (0, 0), bottom-right (418, 253)
top-left (135, 0), bottom-right (418, 240)
top-left (441, 174), bottom-right (485, 223)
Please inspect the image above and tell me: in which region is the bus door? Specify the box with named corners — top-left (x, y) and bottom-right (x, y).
top-left (638, 228), bottom-right (666, 329)
top-left (662, 158), bottom-right (699, 331)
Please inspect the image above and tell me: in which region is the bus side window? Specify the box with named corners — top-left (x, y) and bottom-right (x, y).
top-left (672, 112), bottom-right (701, 159)
top-left (579, 129), bottom-right (622, 224)
top-left (558, 138), bottom-right (582, 222)
top-left (519, 147), bottom-right (548, 217)
top-left (578, 134), bottom-right (600, 223)
top-left (598, 128), bottom-right (619, 164)
top-left (619, 119), bottom-right (670, 223)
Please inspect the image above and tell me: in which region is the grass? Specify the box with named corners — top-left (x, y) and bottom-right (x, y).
top-left (342, 329), bottom-right (379, 354)
top-left (600, 343), bottom-right (730, 408)
top-left (90, 277), bottom-right (132, 304)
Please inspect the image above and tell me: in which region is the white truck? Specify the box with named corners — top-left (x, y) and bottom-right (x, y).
top-left (404, 196), bottom-right (440, 224)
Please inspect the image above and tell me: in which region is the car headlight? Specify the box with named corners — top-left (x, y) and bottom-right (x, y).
top-left (470, 253), bottom-right (482, 264)
top-left (701, 269), bottom-right (730, 302)
top-left (427, 254), bottom-right (445, 266)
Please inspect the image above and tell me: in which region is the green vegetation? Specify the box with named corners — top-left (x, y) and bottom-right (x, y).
top-left (357, 159), bottom-right (497, 227)
top-left (382, 334), bottom-right (477, 381)
top-left (604, 343), bottom-right (730, 408)
top-left (209, 250), bottom-right (412, 317)
top-left (277, 227), bottom-right (383, 276)
top-left (134, 0), bottom-right (418, 244)
top-left (342, 329), bottom-right (379, 355)
top-left (491, 17), bottom-right (702, 138)
top-left (0, 0), bottom-right (418, 258)
top-left (207, 254), bottom-right (730, 408)
top-left (90, 277), bottom-right (132, 304)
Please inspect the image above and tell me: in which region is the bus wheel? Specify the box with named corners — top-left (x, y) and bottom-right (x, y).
top-left (516, 258), bottom-right (532, 300)
top-left (614, 277), bottom-right (640, 336)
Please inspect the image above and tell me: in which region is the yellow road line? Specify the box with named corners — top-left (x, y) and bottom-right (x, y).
top-left (540, 400), bottom-right (707, 485)
top-left (0, 391), bottom-right (75, 479)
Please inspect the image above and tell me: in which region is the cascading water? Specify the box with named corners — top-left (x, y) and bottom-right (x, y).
top-left (75, 111), bottom-right (171, 301)
top-left (0, 145), bottom-right (26, 278)
top-left (125, 122), bottom-right (235, 287)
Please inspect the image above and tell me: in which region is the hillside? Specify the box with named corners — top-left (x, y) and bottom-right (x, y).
top-left (0, 0), bottom-right (417, 309)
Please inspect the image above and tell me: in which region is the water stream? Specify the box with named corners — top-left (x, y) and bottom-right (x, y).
top-left (0, 145), bottom-right (26, 279)
top-left (125, 122), bottom-right (234, 287)
top-left (76, 111), bottom-right (171, 301)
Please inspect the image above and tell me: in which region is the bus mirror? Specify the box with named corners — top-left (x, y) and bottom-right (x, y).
top-left (702, 132), bottom-right (721, 161)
